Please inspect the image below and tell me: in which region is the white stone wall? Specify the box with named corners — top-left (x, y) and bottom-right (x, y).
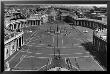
top-left (4, 35), bottom-right (23, 60)
top-left (4, 44), bottom-right (10, 60)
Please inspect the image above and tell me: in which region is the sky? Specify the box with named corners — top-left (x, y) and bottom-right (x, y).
top-left (58, 4), bottom-right (107, 7)
top-left (5, 4), bottom-right (107, 8)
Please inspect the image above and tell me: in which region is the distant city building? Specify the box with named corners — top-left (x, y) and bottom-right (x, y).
top-left (27, 14), bottom-right (42, 26)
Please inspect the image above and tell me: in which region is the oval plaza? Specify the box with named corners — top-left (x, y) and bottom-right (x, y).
top-left (3, 4), bottom-right (107, 71)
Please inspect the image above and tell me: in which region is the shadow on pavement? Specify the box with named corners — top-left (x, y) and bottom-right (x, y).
top-left (81, 42), bottom-right (107, 70)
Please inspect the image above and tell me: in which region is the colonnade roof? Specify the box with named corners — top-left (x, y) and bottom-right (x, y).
top-left (17, 19), bottom-right (27, 22)
top-left (27, 18), bottom-right (41, 20)
top-left (4, 31), bottom-right (24, 45)
top-left (76, 18), bottom-right (107, 25)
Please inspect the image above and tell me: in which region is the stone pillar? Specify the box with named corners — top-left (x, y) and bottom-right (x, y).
top-left (19, 37), bottom-right (21, 48)
top-left (97, 23), bottom-right (99, 29)
top-left (38, 20), bottom-right (40, 25)
top-left (82, 20), bottom-right (84, 27)
top-left (85, 21), bottom-right (86, 27)
top-left (91, 22), bottom-right (93, 29)
top-left (98, 40), bottom-right (100, 52)
top-left (80, 21), bottom-right (82, 26)
top-left (77, 21), bottom-right (78, 26)
top-left (32, 20), bottom-right (34, 26)
top-left (21, 36), bottom-right (22, 46)
top-left (36, 20), bottom-right (37, 25)
top-left (36, 20), bottom-right (38, 25)
top-left (82, 21), bottom-right (84, 27)
top-left (19, 23), bottom-right (21, 29)
top-left (29, 20), bottom-right (31, 26)
top-left (40, 20), bottom-right (41, 25)
top-left (20, 36), bottom-right (22, 46)
top-left (31, 20), bottom-right (33, 26)
top-left (94, 22), bottom-right (96, 29)
top-left (74, 20), bottom-right (76, 26)
top-left (81, 21), bottom-right (83, 26)
top-left (30, 20), bottom-right (32, 26)
top-left (83, 21), bottom-right (84, 27)
top-left (95, 37), bottom-right (98, 51)
top-left (16, 23), bottom-right (18, 30)
top-left (28, 21), bottom-right (30, 26)
top-left (35, 20), bottom-right (36, 25)
top-left (86, 21), bottom-right (88, 27)
top-left (34, 20), bottom-right (35, 25)
top-left (89, 21), bottom-right (91, 28)
top-left (87, 21), bottom-right (88, 28)
top-left (11, 24), bottom-right (13, 30)
top-left (32, 20), bottom-right (33, 26)
top-left (90, 21), bottom-right (92, 29)
top-left (17, 38), bottom-right (19, 51)
top-left (13, 24), bottom-right (14, 30)
top-left (80, 20), bottom-right (82, 26)
top-left (33, 20), bottom-right (35, 25)
top-left (22, 36), bottom-right (24, 45)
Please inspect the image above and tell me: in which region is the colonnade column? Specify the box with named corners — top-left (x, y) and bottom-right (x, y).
top-left (91, 22), bottom-right (93, 29)
top-left (32, 20), bottom-right (33, 26)
top-left (35, 20), bottom-right (37, 25)
top-left (34, 20), bottom-right (35, 25)
top-left (40, 20), bottom-right (41, 25)
top-left (84, 21), bottom-right (86, 27)
top-left (21, 36), bottom-right (23, 46)
top-left (20, 22), bottom-right (21, 29)
top-left (17, 38), bottom-right (19, 51)
top-left (74, 20), bottom-right (76, 26)
top-left (11, 24), bottom-right (13, 30)
top-left (22, 36), bottom-right (24, 45)
top-left (80, 21), bottom-right (82, 26)
top-left (76, 21), bottom-right (78, 26)
top-left (30, 20), bottom-right (31, 26)
top-left (29, 20), bottom-right (31, 26)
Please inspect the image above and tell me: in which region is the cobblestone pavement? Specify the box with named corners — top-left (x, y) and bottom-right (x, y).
top-left (8, 21), bottom-right (104, 71)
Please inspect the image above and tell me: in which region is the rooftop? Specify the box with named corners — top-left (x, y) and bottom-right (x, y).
top-left (76, 18), bottom-right (107, 25)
